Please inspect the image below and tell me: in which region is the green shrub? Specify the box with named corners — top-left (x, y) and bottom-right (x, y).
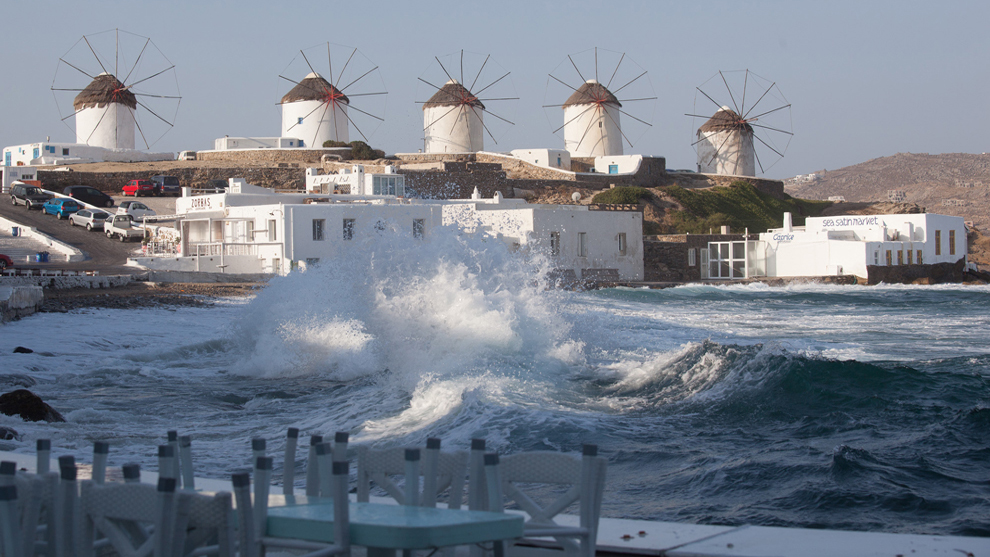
top-left (591, 186), bottom-right (652, 205)
top-left (321, 140), bottom-right (385, 160)
top-left (660, 183), bottom-right (831, 233)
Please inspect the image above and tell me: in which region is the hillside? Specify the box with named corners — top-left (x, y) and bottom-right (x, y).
top-left (785, 152), bottom-right (990, 229)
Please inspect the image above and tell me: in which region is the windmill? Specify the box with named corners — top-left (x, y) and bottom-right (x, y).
top-left (687, 70), bottom-right (792, 176)
top-left (51, 29), bottom-right (181, 150)
top-left (278, 43), bottom-right (387, 148)
top-left (543, 48), bottom-right (656, 158)
top-left (417, 50), bottom-right (518, 153)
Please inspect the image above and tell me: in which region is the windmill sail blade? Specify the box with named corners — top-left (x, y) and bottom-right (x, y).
top-left (606, 52), bottom-right (625, 89)
top-left (696, 87), bottom-right (725, 112)
top-left (604, 107), bottom-right (635, 149)
top-left (740, 69), bottom-right (749, 116)
top-left (83, 36), bottom-right (109, 75)
top-left (483, 109), bottom-right (515, 126)
top-left (741, 81), bottom-right (777, 120)
top-left (312, 101), bottom-right (332, 146)
top-left (750, 123), bottom-right (793, 135)
top-left (285, 101), bottom-right (328, 132)
top-left (435, 56), bottom-right (456, 84)
top-left (746, 104), bottom-right (791, 122)
top-left (135, 99), bottom-right (174, 127)
top-left (753, 133), bottom-right (785, 158)
top-left (300, 49), bottom-right (318, 77)
top-left (616, 107), bottom-right (653, 127)
top-left (84, 105), bottom-right (111, 145)
top-left (616, 97), bottom-right (658, 103)
top-left (469, 54), bottom-right (490, 92)
top-left (753, 145), bottom-right (765, 175)
top-left (611, 70), bottom-right (647, 95)
top-left (58, 58), bottom-right (96, 80)
top-left (567, 55), bottom-right (587, 83)
top-left (345, 103), bottom-right (385, 122)
top-left (552, 104), bottom-right (596, 134)
top-left (339, 104), bottom-right (369, 142)
top-left (418, 77), bottom-right (445, 92)
top-left (472, 71), bottom-right (510, 97)
top-left (549, 74), bottom-right (580, 93)
top-left (133, 114), bottom-right (150, 150)
top-left (121, 38), bottom-right (151, 84)
top-left (125, 65), bottom-right (175, 90)
top-left (339, 65), bottom-right (379, 92)
top-left (336, 48), bottom-right (358, 87)
top-left (470, 105), bottom-right (499, 144)
top-left (719, 71), bottom-right (740, 115)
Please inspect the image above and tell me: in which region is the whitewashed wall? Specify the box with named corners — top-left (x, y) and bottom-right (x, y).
top-left (77, 104), bottom-right (136, 150)
top-left (281, 99), bottom-right (349, 147)
top-left (594, 155), bottom-right (642, 174)
top-left (424, 105), bottom-right (484, 153)
top-left (564, 104), bottom-right (622, 157)
top-left (696, 129), bottom-right (755, 176)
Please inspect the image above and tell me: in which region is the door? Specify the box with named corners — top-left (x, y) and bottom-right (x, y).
top-left (608, 164), bottom-right (618, 174)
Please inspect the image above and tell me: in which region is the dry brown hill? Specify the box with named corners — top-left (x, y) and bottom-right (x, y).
top-left (785, 152), bottom-right (990, 229)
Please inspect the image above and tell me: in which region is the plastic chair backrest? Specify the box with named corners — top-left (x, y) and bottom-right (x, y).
top-left (355, 445), bottom-right (467, 507)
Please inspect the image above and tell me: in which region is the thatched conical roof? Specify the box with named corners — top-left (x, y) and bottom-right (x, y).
top-left (699, 106), bottom-right (753, 133)
top-left (422, 80), bottom-right (484, 110)
top-left (73, 73), bottom-right (137, 110)
top-left (281, 73), bottom-right (349, 104)
top-left (563, 80), bottom-right (620, 108)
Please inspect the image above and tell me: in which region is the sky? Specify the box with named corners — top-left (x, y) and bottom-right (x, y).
top-left (1, 0), bottom-right (986, 180)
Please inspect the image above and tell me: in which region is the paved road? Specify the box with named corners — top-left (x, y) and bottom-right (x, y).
top-left (0, 194), bottom-right (176, 274)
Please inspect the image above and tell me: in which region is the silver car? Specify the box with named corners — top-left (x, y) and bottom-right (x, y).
top-left (68, 209), bottom-right (112, 231)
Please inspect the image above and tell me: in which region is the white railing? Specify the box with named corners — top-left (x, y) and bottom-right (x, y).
top-left (187, 242), bottom-right (258, 257)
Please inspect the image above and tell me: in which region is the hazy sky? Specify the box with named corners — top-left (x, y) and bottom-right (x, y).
top-left (1, 1), bottom-right (985, 179)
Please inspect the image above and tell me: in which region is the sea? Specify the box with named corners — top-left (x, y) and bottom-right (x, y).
top-left (1, 228), bottom-right (988, 538)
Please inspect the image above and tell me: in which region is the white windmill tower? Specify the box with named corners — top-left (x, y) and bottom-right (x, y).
top-left (688, 70), bottom-right (793, 176)
top-left (418, 50), bottom-right (517, 154)
top-left (73, 73), bottom-right (138, 149)
top-left (562, 80), bottom-right (623, 156)
top-left (280, 73), bottom-right (350, 146)
top-left (278, 43), bottom-right (388, 148)
top-left (52, 29), bottom-right (181, 150)
top-left (544, 48), bottom-right (656, 158)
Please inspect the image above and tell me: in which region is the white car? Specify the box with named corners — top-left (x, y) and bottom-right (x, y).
top-left (117, 200), bottom-right (157, 221)
top-left (68, 209), bottom-right (112, 231)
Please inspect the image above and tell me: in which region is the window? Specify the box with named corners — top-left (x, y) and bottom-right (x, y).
top-left (312, 219), bottom-right (325, 241)
top-left (874, 251), bottom-right (879, 265)
top-left (688, 248), bottom-right (697, 267)
top-left (413, 219), bottom-right (425, 239)
top-left (247, 220), bottom-right (254, 242)
top-left (272, 258), bottom-right (280, 274)
top-left (298, 117), bottom-right (304, 125)
top-left (886, 250), bottom-right (892, 266)
top-left (550, 232), bottom-right (560, 256)
top-left (343, 219), bottom-right (355, 240)
top-left (935, 230), bottom-right (941, 255)
top-left (617, 233), bottom-right (627, 255)
top-left (372, 176), bottom-right (403, 196)
top-left (907, 250), bottom-right (913, 265)
top-left (897, 250), bottom-right (903, 265)
top-left (578, 232), bottom-right (587, 257)
top-left (269, 220), bottom-right (277, 242)
top-left (917, 250), bottom-right (923, 264)
top-left (62, 148), bottom-right (69, 156)
top-left (949, 230), bottom-right (956, 255)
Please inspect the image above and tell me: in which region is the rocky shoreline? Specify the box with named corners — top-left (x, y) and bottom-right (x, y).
top-left (39, 282), bottom-right (263, 312)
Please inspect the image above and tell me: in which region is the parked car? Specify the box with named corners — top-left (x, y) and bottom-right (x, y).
top-left (68, 209), bottom-right (111, 231)
top-left (105, 214), bottom-right (145, 242)
top-left (150, 175), bottom-right (181, 196)
top-left (123, 179), bottom-right (155, 197)
top-left (178, 150), bottom-right (197, 161)
top-left (42, 198), bottom-right (82, 219)
top-left (0, 254), bottom-right (12, 271)
top-left (117, 200), bottom-right (157, 221)
top-left (9, 182), bottom-right (53, 209)
top-left (63, 185), bottom-right (115, 208)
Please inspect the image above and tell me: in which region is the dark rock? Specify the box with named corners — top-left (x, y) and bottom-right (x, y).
top-left (12, 347), bottom-right (33, 354)
top-left (0, 390), bottom-right (66, 423)
top-left (0, 427), bottom-right (20, 441)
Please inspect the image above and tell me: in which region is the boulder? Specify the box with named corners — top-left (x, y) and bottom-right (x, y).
top-left (12, 347), bottom-right (33, 354)
top-left (0, 390), bottom-right (66, 423)
top-left (0, 427), bottom-right (20, 441)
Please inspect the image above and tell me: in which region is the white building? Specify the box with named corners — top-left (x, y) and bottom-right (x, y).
top-left (701, 212), bottom-right (967, 280)
top-left (563, 80), bottom-right (622, 157)
top-left (423, 80), bottom-right (485, 153)
top-left (509, 149), bottom-right (571, 170)
top-left (280, 73), bottom-right (350, 148)
top-left (74, 73), bottom-right (137, 150)
top-left (305, 166), bottom-right (405, 196)
top-left (213, 137), bottom-right (304, 150)
top-left (0, 166), bottom-right (38, 194)
top-left (696, 106), bottom-right (755, 177)
top-left (137, 175), bottom-right (644, 281)
top-left (3, 141), bottom-right (174, 166)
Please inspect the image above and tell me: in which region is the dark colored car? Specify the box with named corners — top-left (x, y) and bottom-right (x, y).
top-left (123, 179), bottom-right (155, 197)
top-left (0, 254), bottom-right (12, 271)
top-left (42, 198), bottom-right (82, 219)
top-left (64, 185), bottom-right (115, 208)
top-left (150, 175), bottom-right (181, 196)
top-left (10, 183), bottom-right (53, 209)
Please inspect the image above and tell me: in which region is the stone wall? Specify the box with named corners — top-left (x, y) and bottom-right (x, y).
top-left (644, 234), bottom-right (751, 282)
top-left (196, 149), bottom-right (345, 164)
top-left (866, 258), bottom-right (967, 285)
top-left (37, 167), bottom-right (306, 193)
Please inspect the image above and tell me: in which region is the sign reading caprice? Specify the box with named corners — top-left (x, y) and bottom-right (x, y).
top-left (772, 233), bottom-right (795, 241)
top-left (820, 216), bottom-right (880, 228)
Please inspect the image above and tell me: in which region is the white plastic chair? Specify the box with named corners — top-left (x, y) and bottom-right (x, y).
top-left (78, 477), bottom-right (174, 557)
top-left (231, 459), bottom-right (350, 557)
top-left (355, 439), bottom-right (467, 508)
top-left (484, 445), bottom-right (607, 557)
